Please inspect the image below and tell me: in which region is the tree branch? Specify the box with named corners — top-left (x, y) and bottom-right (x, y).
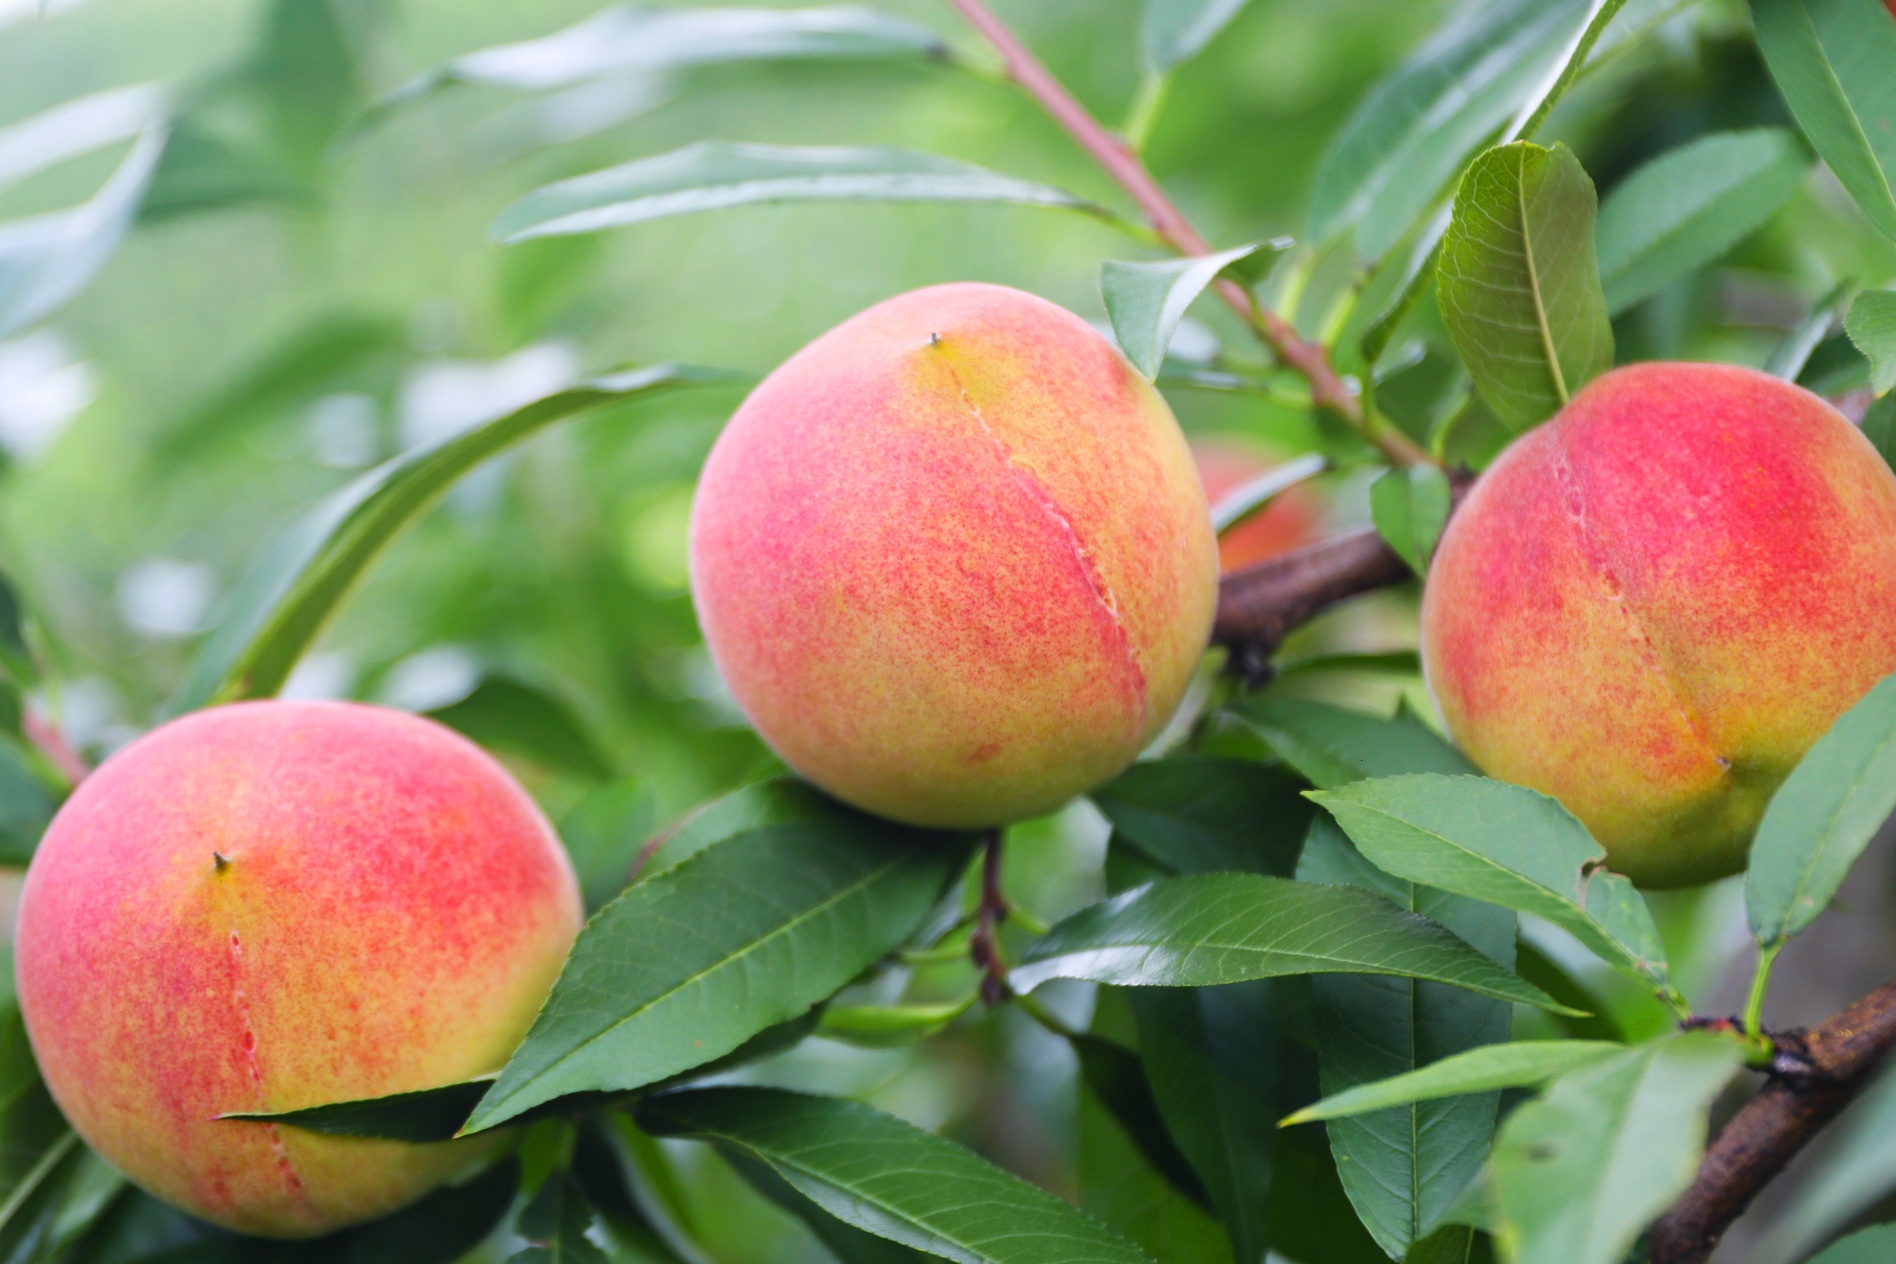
top-left (939, 0), bottom-right (1431, 469)
top-left (1649, 983), bottom-right (1896, 1262)
top-left (1212, 526), bottom-right (1414, 681)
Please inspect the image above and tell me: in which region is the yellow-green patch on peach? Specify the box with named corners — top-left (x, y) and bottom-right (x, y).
top-left (690, 283), bottom-right (1219, 828)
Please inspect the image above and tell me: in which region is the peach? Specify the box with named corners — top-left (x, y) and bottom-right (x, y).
top-left (1422, 363), bottom-right (1896, 887)
top-left (13, 701), bottom-right (583, 1237)
top-left (1193, 440), bottom-right (1322, 572)
top-left (690, 283), bottom-right (1218, 828)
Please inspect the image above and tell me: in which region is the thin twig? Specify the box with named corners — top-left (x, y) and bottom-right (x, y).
top-left (1648, 981), bottom-right (1896, 1262)
top-left (969, 829), bottom-right (1011, 1006)
top-left (940, 0), bottom-right (1431, 469)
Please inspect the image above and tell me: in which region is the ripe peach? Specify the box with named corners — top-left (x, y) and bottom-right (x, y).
top-left (1192, 440), bottom-right (1322, 572)
top-left (690, 283), bottom-right (1218, 827)
top-left (13, 701), bottom-right (583, 1237)
top-left (1422, 363), bottom-right (1896, 887)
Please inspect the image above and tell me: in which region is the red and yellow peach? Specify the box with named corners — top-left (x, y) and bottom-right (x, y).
top-left (1422, 363), bottom-right (1896, 886)
top-left (14, 700), bottom-right (582, 1236)
top-left (690, 283), bottom-right (1219, 827)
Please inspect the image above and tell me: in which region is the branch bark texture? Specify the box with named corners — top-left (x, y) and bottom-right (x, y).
top-left (1649, 984), bottom-right (1896, 1263)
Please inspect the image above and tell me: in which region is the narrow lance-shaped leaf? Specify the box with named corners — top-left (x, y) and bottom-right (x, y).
top-left (1067, 1030), bottom-right (1213, 1210)
top-left (1282, 1041), bottom-right (1626, 1125)
top-left (1751, 0), bottom-right (1896, 243)
top-left (1595, 128), bottom-right (1810, 315)
top-left (491, 142), bottom-right (1121, 244)
top-left (1437, 141), bottom-right (1614, 432)
top-left (1748, 672), bottom-right (1896, 947)
top-left (1862, 393), bottom-right (1896, 475)
top-left (1298, 817), bottom-right (1515, 1257)
top-left (463, 784), bottom-right (972, 1133)
top-left (1310, 774), bottom-right (1679, 1006)
top-left (1234, 696), bottom-right (1473, 790)
top-left (170, 363), bottom-right (739, 712)
top-left (1101, 242), bottom-right (1279, 379)
top-left (0, 126), bottom-right (167, 341)
top-left (0, 84), bottom-right (164, 195)
top-left (425, 675), bottom-right (617, 782)
top-left (1369, 463), bottom-right (1453, 576)
top-left (384, 5), bottom-right (952, 107)
top-left (637, 1087), bottom-right (1159, 1264)
top-left (1009, 872), bottom-right (1573, 1012)
top-left (1846, 290), bottom-right (1896, 393)
top-left (1141, 0), bottom-right (1250, 71)
top-left (1208, 452), bottom-right (1326, 537)
top-left (1307, 0), bottom-right (1592, 258)
top-left (1488, 1034), bottom-right (1742, 1264)
top-left (725, 1151), bottom-right (937, 1264)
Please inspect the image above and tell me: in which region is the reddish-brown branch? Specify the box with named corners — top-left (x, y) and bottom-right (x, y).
top-left (940, 0), bottom-right (1430, 468)
top-left (1649, 982), bottom-right (1896, 1263)
top-left (1213, 526), bottom-right (1414, 680)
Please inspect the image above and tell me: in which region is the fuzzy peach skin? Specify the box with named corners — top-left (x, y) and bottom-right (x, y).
top-left (690, 282), bottom-right (1219, 827)
top-left (1422, 363), bottom-right (1896, 888)
top-left (13, 701), bottom-right (583, 1237)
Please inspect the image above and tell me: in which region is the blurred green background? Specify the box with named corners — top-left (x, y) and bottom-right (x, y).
top-left (4, 0), bottom-right (1896, 1259)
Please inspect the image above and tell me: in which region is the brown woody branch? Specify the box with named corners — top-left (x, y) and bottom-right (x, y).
top-left (1213, 526), bottom-right (1414, 680)
top-left (940, 0), bottom-right (1431, 469)
top-left (1649, 985), bottom-right (1896, 1262)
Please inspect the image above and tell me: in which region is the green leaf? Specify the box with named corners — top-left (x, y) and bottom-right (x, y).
top-left (725, 1151), bottom-right (936, 1264)
top-left (1595, 129), bottom-right (1810, 314)
top-left (817, 998), bottom-right (971, 1048)
top-left (171, 364), bottom-right (739, 713)
top-left (463, 787), bottom-right (972, 1132)
top-left (252, 0), bottom-right (389, 165)
top-left (559, 779), bottom-right (655, 913)
top-left (1766, 279), bottom-right (1857, 381)
top-left (0, 84), bottom-right (164, 196)
top-left (1272, 650), bottom-right (1422, 681)
top-left (0, 1005), bottom-right (76, 1253)
top-left (1310, 775), bottom-right (1677, 1003)
top-left (1307, 0), bottom-right (1592, 258)
top-left (1747, 672), bottom-right (1896, 947)
top-left (510, 1175), bottom-right (610, 1264)
top-left (1752, 1064), bottom-right (1896, 1264)
top-left (1437, 141), bottom-right (1614, 431)
top-left (426, 674), bottom-right (617, 782)
top-left (1101, 243), bottom-right (1279, 379)
top-left (0, 126), bottom-right (167, 341)
top-left (1233, 697), bottom-right (1473, 790)
top-left (1808, 1226), bottom-right (1896, 1264)
top-left (0, 737), bottom-right (55, 865)
top-left (387, 5), bottom-right (951, 109)
top-left (1125, 983), bottom-right (1277, 1262)
top-left (1282, 1041), bottom-right (1624, 1125)
top-left (1369, 463), bottom-right (1453, 576)
top-left (1752, 0), bottom-right (1896, 243)
top-left (491, 142), bottom-right (1117, 244)
top-left (1068, 1032), bottom-right (1212, 1211)
top-left (1090, 756), bottom-right (1313, 878)
top-left (222, 1078), bottom-right (493, 1142)
top-left (1297, 816), bottom-right (1515, 1257)
top-left (637, 1087), bottom-right (1158, 1264)
top-left (1861, 391), bottom-right (1896, 474)
top-left (1141, 0), bottom-right (1250, 71)
top-left (1010, 872), bottom-right (1570, 1011)
top-left (1846, 290), bottom-right (1896, 393)
top-left (1488, 1034), bottom-right (1742, 1264)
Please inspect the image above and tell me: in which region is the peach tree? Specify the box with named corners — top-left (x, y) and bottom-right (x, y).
top-left (1, 2), bottom-right (1896, 1264)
